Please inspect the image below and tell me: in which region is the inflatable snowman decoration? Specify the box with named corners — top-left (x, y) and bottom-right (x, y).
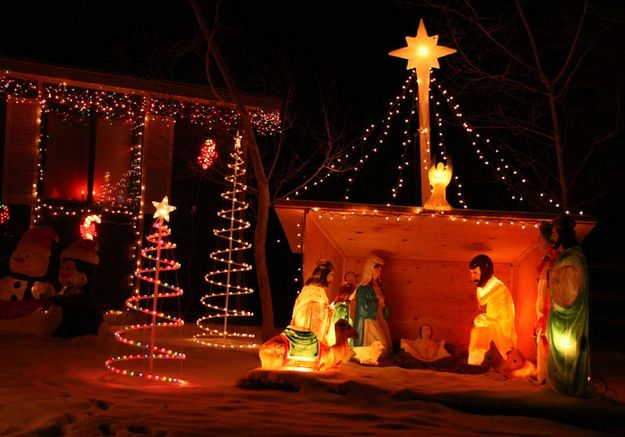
top-left (0, 226), bottom-right (58, 319)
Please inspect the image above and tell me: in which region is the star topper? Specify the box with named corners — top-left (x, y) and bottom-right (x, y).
top-left (389, 19), bottom-right (456, 73)
top-left (152, 196), bottom-right (176, 222)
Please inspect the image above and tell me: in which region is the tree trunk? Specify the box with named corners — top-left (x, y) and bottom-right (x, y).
top-left (190, 0), bottom-right (275, 339)
top-left (546, 90), bottom-right (570, 211)
top-left (253, 171), bottom-right (275, 340)
top-left (241, 129), bottom-right (275, 341)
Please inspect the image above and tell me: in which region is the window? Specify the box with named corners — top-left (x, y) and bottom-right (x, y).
top-left (94, 118), bottom-right (134, 206)
top-left (42, 112), bottom-right (90, 201)
top-left (42, 112), bottom-right (134, 205)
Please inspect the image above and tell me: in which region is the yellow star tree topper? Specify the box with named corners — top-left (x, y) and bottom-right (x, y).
top-left (152, 196), bottom-right (176, 222)
top-left (389, 19), bottom-right (456, 206)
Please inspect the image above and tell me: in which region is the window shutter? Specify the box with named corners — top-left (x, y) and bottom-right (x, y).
top-left (2, 98), bottom-right (40, 205)
top-left (141, 115), bottom-right (174, 213)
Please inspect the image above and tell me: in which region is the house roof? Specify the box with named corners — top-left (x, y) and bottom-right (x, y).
top-left (275, 200), bottom-right (596, 263)
top-left (0, 56), bottom-right (282, 110)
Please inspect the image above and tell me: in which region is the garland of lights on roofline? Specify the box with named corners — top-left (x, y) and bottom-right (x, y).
top-left (0, 75), bottom-right (281, 134)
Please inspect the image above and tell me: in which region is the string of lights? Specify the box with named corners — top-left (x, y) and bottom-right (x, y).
top-left (195, 135), bottom-right (258, 350)
top-left (343, 73), bottom-right (417, 203)
top-left (287, 71), bottom-right (468, 209)
top-left (308, 206), bottom-right (550, 230)
top-left (105, 198), bottom-right (185, 384)
top-left (79, 214), bottom-right (101, 240)
top-left (0, 202), bottom-right (9, 225)
top-left (389, 75), bottom-right (419, 205)
top-left (1, 75), bottom-right (282, 135)
top-left (431, 78), bottom-right (563, 211)
top-left (197, 138), bottom-right (218, 170)
top-left (431, 86), bottom-right (468, 209)
top-left (285, 73), bottom-right (417, 201)
top-left (0, 75), bottom-right (38, 99)
top-left (286, 69), bottom-right (570, 213)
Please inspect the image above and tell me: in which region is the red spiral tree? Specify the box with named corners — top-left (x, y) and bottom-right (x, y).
top-left (105, 196), bottom-right (185, 384)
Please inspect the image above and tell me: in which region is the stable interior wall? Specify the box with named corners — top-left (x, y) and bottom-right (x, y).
top-left (344, 256), bottom-right (512, 352)
top-left (302, 213), bottom-right (345, 299)
top-left (512, 246), bottom-right (541, 359)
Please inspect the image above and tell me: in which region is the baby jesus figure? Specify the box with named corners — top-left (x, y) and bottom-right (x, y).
top-left (401, 324), bottom-right (450, 362)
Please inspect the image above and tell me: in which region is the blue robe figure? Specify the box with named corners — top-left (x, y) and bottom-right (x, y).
top-left (352, 255), bottom-right (392, 356)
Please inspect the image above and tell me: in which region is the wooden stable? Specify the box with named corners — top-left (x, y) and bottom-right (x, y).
top-left (275, 200), bottom-right (595, 358)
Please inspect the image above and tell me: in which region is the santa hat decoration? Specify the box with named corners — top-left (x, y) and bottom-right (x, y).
top-left (61, 239), bottom-right (100, 266)
top-left (18, 226), bottom-right (59, 255)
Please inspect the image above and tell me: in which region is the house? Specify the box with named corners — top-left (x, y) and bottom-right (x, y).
top-left (0, 56), bottom-right (281, 308)
top-left (275, 199), bottom-right (595, 358)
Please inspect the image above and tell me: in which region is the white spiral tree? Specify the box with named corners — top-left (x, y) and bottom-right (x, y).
top-left (195, 134), bottom-right (258, 349)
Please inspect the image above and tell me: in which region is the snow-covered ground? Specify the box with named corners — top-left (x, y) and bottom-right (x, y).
top-left (1, 313), bottom-right (624, 436)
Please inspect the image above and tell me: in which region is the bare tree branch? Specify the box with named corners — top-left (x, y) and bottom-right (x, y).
top-left (553, 0), bottom-right (589, 86)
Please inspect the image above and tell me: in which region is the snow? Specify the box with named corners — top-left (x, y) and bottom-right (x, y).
top-left (1, 313), bottom-right (624, 436)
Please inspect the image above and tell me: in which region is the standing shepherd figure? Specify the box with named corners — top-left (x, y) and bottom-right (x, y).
top-left (546, 214), bottom-right (592, 397)
top-left (535, 221), bottom-right (557, 384)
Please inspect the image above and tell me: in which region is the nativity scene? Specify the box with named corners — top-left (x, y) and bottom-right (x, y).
top-left (0, 16), bottom-right (599, 404)
top-left (2, 3), bottom-right (623, 434)
top-left (273, 19), bottom-right (596, 396)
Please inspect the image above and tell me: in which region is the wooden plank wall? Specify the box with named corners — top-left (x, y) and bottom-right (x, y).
top-left (344, 256), bottom-right (513, 351)
top-left (302, 215), bottom-right (345, 300)
top-left (512, 247), bottom-right (541, 358)
top-left (302, 217), bottom-right (541, 357)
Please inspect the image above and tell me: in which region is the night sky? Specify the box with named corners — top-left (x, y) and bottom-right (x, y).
top-left (2, 1), bottom-right (625, 325)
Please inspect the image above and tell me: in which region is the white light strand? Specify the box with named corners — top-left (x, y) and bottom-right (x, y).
top-left (388, 80), bottom-right (419, 205)
top-left (312, 207), bottom-right (544, 230)
top-left (195, 135), bottom-right (258, 350)
top-left (288, 73), bottom-right (417, 201)
top-left (344, 72), bottom-right (417, 202)
top-left (431, 77), bottom-right (560, 210)
top-left (431, 90), bottom-right (468, 209)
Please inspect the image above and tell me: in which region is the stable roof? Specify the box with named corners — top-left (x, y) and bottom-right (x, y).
top-left (275, 200), bottom-right (595, 263)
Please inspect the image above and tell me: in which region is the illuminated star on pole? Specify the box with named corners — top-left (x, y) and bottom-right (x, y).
top-left (152, 196), bottom-right (176, 222)
top-left (389, 19), bottom-right (456, 206)
top-left (388, 19), bottom-right (456, 75)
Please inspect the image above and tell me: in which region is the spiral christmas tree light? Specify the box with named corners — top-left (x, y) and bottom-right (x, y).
top-left (195, 135), bottom-right (258, 349)
top-left (105, 196), bottom-right (186, 384)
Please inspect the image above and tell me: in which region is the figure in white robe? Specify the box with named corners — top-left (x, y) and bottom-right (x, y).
top-left (468, 254), bottom-right (517, 366)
